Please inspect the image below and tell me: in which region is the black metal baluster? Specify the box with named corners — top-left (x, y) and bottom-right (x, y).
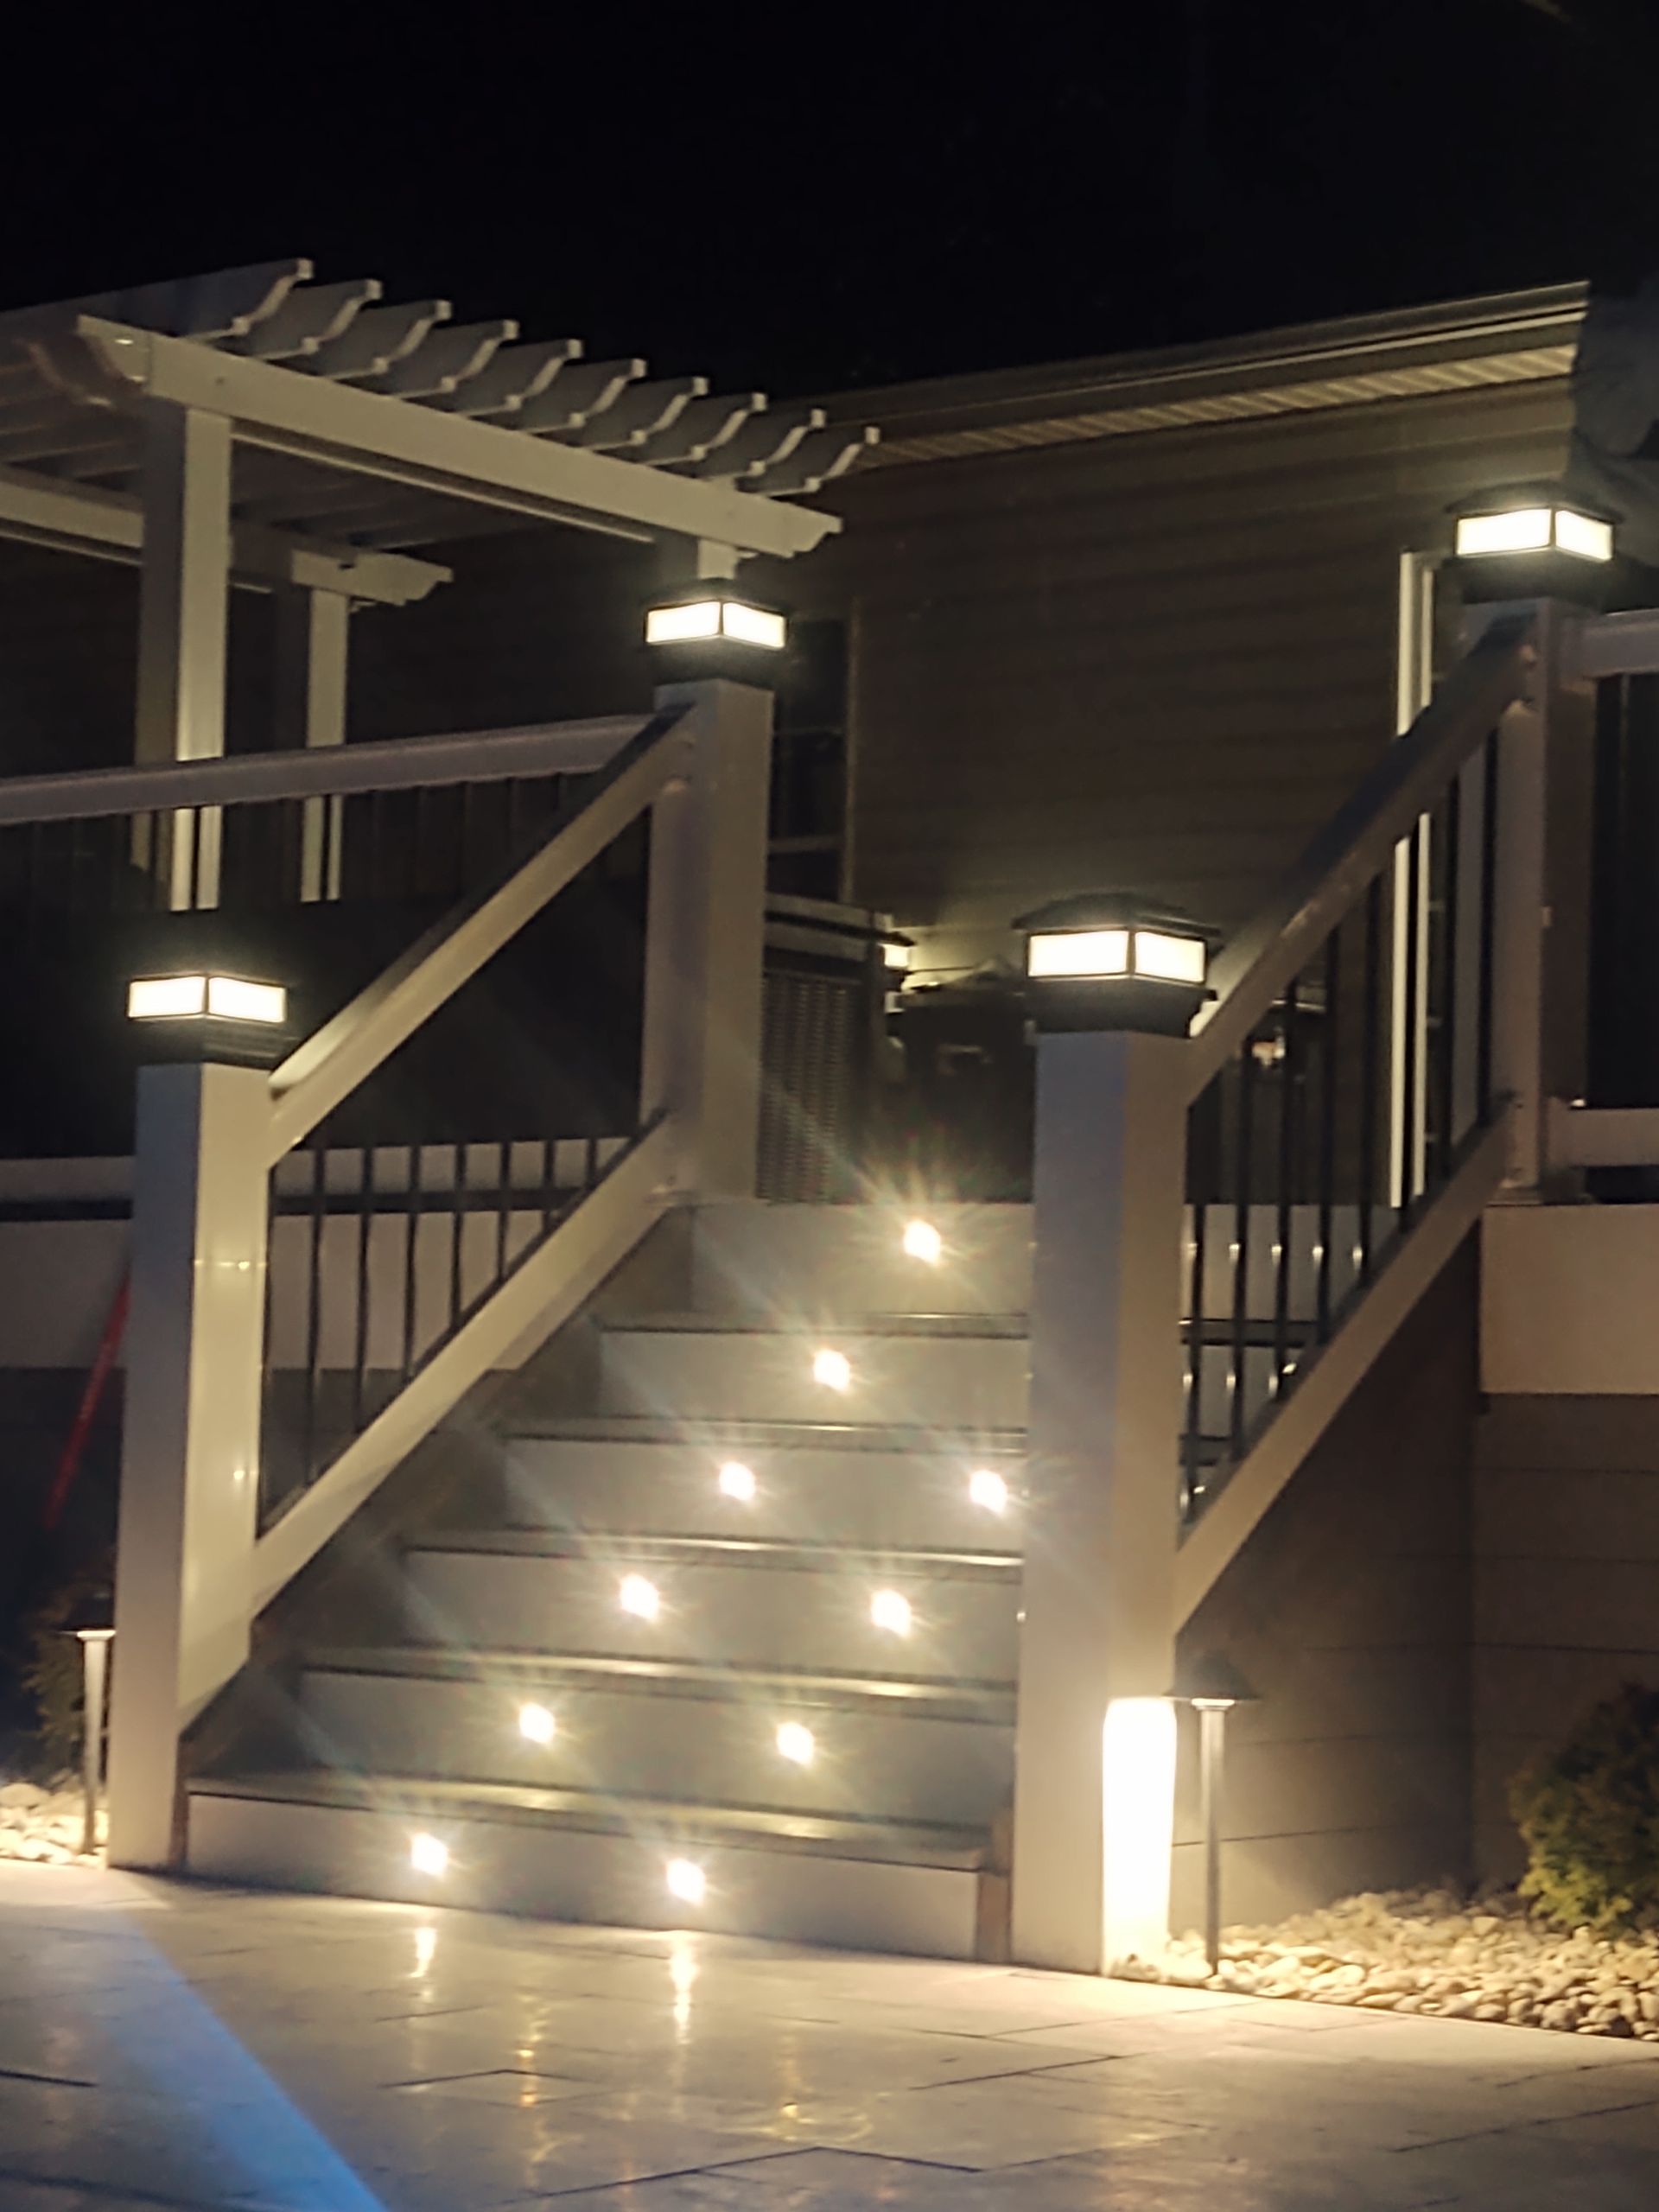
top-left (1316, 926), bottom-right (1340, 1342)
top-left (541, 1135), bottom-right (558, 1235)
top-left (449, 1141), bottom-right (467, 1332)
top-left (258, 1169), bottom-right (277, 1524)
top-left (1184, 1197), bottom-right (1207, 1519)
top-left (402, 1142), bottom-right (422, 1384)
top-left (1230, 1040), bottom-right (1256, 1465)
top-left (1273, 979), bottom-right (1300, 1397)
top-left (1477, 729), bottom-right (1499, 1123)
top-left (1399, 826), bottom-right (1424, 1230)
top-left (351, 1144), bottom-right (372, 1436)
top-left (1436, 779), bottom-right (1461, 1186)
top-left (1358, 874), bottom-right (1382, 1285)
top-left (585, 1135), bottom-right (600, 1195)
top-left (302, 1127), bottom-right (327, 1492)
top-left (496, 1139), bottom-right (512, 1283)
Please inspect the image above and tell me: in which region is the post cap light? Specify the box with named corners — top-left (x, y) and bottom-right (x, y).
top-left (128, 974), bottom-right (287, 1026)
top-left (1017, 894), bottom-right (1214, 1036)
top-left (644, 581), bottom-right (788, 675)
top-left (881, 931), bottom-right (914, 975)
top-left (1449, 483), bottom-right (1620, 607)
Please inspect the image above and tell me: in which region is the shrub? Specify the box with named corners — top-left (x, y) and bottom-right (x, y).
top-left (17, 1554), bottom-right (112, 1781)
top-left (1511, 1683), bottom-right (1659, 1934)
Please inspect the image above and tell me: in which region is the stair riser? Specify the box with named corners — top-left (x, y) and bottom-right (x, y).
top-left (188, 1792), bottom-right (983, 1960)
top-left (596, 1332), bottom-right (1028, 1427)
top-left (300, 1672), bottom-right (1014, 1827)
top-left (502, 1440), bottom-right (1027, 1551)
top-left (691, 1202), bottom-right (1033, 1318)
top-left (403, 1553), bottom-right (1020, 1681)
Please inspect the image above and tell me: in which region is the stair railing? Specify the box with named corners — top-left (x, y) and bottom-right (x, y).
top-left (103, 677), bottom-right (775, 1867)
top-left (1012, 603), bottom-right (1592, 1976)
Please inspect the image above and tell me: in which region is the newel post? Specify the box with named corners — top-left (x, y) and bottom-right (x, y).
top-left (1010, 899), bottom-right (1204, 1974)
top-left (640, 572), bottom-right (780, 1200)
top-left (105, 984), bottom-right (283, 1870)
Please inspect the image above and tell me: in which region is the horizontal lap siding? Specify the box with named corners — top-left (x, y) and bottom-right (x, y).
top-left (823, 380), bottom-right (1572, 974)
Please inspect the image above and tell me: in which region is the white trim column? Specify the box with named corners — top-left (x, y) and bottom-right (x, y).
top-left (105, 1058), bottom-right (272, 1870)
top-left (1012, 1028), bottom-right (1188, 1974)
top-left (640, 677), bottom-right (773, 1198)
top-left (274, 585), bottom-right (352, 901)
top-left (134, 404), bottom-right (234, 910)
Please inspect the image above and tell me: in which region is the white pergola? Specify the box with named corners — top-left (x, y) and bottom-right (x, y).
top-left (0, 257), bottom-right (876, 777)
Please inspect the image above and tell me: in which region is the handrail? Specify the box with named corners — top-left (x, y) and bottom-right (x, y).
top-left (0, 714), bottom-right (644, 826)
top-left (265, 708), bottom-right (690, 1161)
top-left (1186, 613), bottom-right (1535, 1102)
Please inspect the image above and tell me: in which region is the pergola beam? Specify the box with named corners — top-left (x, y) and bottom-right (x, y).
top-left (55, 317), bottom-right (841, 560)
top-left (0, 459), bottom-right (448, 604)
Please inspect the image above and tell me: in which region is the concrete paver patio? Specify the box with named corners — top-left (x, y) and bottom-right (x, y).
top-left (4, 1863), bottom-right (1659, 2208)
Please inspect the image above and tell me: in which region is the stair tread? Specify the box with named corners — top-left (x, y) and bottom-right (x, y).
top-left (188, 1770), bottom-right (993, 1870)
top-left (407, 1529), bottom-right (1021, 1576)
top-left (299, 1644), bottom-right (1016, 1716)
top-left (499, 1415), bottom-right (1028, 1451)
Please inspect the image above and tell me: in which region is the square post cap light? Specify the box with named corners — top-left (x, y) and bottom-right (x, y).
top-left (126, 972), bottom-right (291, 1066)
top-left (1017, 893), bottom-right (1215, 1036)
top-left (1449, 483), bottom-right (1621, 607)
top-left (644, 580), bottom-right (789, 682)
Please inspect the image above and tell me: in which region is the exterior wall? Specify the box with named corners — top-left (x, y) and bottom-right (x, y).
top-left (1474, 1395), bottom-right (1659, 1884)
top-left (1172, 1237), bottom-right (1478, 1931)
top-left (822, 380), bottom-right (1573, 978)
top-left (1483, 1204), bottom-right (1659, 1395)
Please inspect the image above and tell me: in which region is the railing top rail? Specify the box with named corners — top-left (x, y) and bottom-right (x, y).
top-left (265, 706), bottom-right (691, 1163)
top-left (1185, 612), bottom-right (1535, 1101)
top-left (0, 715), bottom-right (646, 829)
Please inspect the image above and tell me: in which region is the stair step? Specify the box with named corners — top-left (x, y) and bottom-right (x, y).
top-left (690, 1199), bottom-right (1033, 1320)
top-left (295, 1648), bottom-right (1014, 1827)
top-left (187, 1772), bottom-right (994, 1958)
top-left (401, 1532), bottom-right (1021, 1679)
top-left (499, 1429), bottom-right (1026, 1549)
top-left (595, 1320), bottom-right (1029, 1427)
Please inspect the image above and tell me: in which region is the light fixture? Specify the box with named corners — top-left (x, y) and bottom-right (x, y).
top-left (644, 583), bottom-right (787, 653)
top-left (1452, 496), bottom-right (1614, 565)
top-left (881, 933), bottom-right (914, 974)
top-left (1170, 1654), bottom-right (1262, 1974)
top-left (775, 1720), bottom-right (816, 1766)
top-left (409, 1832), bottom-right (449, 1878)
top-left (901, 1218), bottom-right (944, 1265)
top-left (517, 1702), bottom-right (557, 1745)
top-left (717, 1460), bottom-right (757, 1502)
top-left (619, 1573), bottom-right (661, 1620)
top-left (127, 974), bottom-right (288, 1026)
top-left (1017, 896), bottom-right (1213, 1036)
top-left (870, 1588), bottom-right (912, 1636)
top-left (665, 1857), bottom-right (707, 1906)
top-left (812, 1348), bottom-right (852, 1392)
top-left (1447, 484), bottom-right (1620, 609)
top-left (968, 1467), bottom-right (1009, 1514)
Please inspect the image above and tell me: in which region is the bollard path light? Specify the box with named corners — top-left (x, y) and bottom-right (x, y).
top-left (1171, 1652), bottom-right (1262, 1976)
top-left (61, 1613), bottom-right (115, 1858)
top-left (1017, 894), bottom-right (1214, 1037)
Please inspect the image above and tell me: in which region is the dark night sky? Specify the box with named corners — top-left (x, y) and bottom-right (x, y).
top-left (3, 0), bottom-right (1656, 397)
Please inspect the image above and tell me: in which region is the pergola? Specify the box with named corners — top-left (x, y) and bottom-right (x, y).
top-left (0, 257), bottom-right (876, 777)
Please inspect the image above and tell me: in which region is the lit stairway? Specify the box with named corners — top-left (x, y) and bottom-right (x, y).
top-left (188, 1202), bottom-right (1035, 1960)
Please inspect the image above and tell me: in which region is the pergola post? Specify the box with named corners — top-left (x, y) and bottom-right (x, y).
top-left (105, 1057), bottom-right (273, 1870)
top-left (274, 586), bottom-right (352, 901)
top-left (134, 403), bottom-right (233, 909)
top-left (640, 677), bottom-right (773, 1198)
top-left (1012, 1028), bottom-right (1188, 1974)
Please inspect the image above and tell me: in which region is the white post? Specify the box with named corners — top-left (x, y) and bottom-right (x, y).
top-left (1481, 600), bottom-right (1597, 1198)
top-left (640, 677), bottom-right (773, 1198)
top-left (134, 404), bottom-right (233, 910)
top-left (105, 1058), bottom-right (272, 1869)
top-left (1012, 1028), bottom-right (1188, 1974)
top-left (1389, 549), bottom-right (1440, 1208)
top-left (274, 586), bottom-right (352, 903)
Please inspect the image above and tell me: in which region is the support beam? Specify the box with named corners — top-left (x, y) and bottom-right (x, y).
top-left (135, 405), bottom-right (232, 906)
top-left (105, 1060), bottom-right (271, 1870)
top-left (1012, 1028), bottom-right (1188, 1974)
top-left (274, 588), bottom-right (350, 901)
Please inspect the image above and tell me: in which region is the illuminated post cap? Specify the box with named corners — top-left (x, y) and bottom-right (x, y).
top-left (1017, 894), bottom-right (1214, 1037)
top-left (1449, 483), bottom-right (1620, 607)
top-left (644, 579), bottom-right (789, 679)
top-left (126, 971), bottom-right (291, 1066)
